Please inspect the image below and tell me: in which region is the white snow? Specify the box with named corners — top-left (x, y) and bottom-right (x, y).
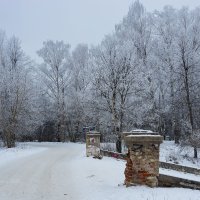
top-left (131, 129), bottom-right (153, 133)
top-left (0, 142), bottom-right (47, 167)
top-left (70, 148), bottom-right (200, 200)
top-left (126, 134), bottom-right (161, 137)
top-left (0, 142), bottom-right (200, 200)
top-left (160, 168), bottom-right (200, 182)
top-left (160, 141), bottom-right (200, 169)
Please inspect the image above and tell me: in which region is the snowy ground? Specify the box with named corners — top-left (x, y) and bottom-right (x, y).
top-left (160, 141), bottom-right (200, 168)
top-left (0, 142), bottom-right (47, 167)
top-left (0, 142), bottom-right (200, 200)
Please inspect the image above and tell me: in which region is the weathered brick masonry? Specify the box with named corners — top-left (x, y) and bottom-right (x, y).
top-left (124, 135), bottom-right (163, 187)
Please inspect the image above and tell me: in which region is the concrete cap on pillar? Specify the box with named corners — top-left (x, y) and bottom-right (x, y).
top-left (125, 135), bottom-right (163, 147)
top-left (86, 131), bottom-right (100, 136)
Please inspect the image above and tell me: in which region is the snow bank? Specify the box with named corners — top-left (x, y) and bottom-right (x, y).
top-left (0, 142), bottom-right (47, 167)
top-left (160, 168), bottom-right (200, 182)
top-left (160, 141), bottom-right (200, 168)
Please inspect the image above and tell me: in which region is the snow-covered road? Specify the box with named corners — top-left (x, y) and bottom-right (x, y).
top-left (0, 143), bottom-right (200, 200)
top-left (0, 143), bottom-right (82, 200)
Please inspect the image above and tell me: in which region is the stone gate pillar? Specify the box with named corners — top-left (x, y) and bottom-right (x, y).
top-left (124, 135), bottom-right (163, 187)
top-left (86, 131), bottom-right (101, 157)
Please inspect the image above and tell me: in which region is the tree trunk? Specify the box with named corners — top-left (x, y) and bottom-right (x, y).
top-left (56, 124), bottom-right (61, 142)
top-left (194, 148), bottom-right (197, 159)
top-left (111, 92), bottom-right (118, 136)
top-left (3, 129), bottom-right (15, 148)
top-left (184, 67), bottom-right (196, 158)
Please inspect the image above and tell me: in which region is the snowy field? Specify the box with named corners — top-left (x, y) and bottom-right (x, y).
top-left (0, 142), bottom-right (200, 200)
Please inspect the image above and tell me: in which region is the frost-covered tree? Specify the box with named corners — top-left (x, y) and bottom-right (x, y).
top-left (91, 33), bottom-right (145, 138)
top-left (1, 1), bottom-right (200, 156)
top-left (0, 34), bottom-right (37, 147)
top-left (175, 7), bottom-right (200, 157)
top-left (67, 44), bottom-right (91, 141)
top-left (115, 1), bottom-right (160, 131)
top-left (153, 6), bottom-right (178, 139)
top-left (37, 40), bottom-right (71, 142)
top-left (154, 6), bottom-right (200, 157)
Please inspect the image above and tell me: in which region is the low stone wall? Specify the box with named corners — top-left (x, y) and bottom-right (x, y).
top-left (158, 174), bottom-right (200, 190)
top-left (159, 161), bottom-right (200, 175)
top-left (101, 149), bottom-right (200, 175)
top-left (100, 149), bottom-right (127, 160)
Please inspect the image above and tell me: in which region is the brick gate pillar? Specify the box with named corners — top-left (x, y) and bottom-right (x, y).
top-left (124, 135), bottom-right (163, 187)
top-left (86, 131), bottom-right (101, 157)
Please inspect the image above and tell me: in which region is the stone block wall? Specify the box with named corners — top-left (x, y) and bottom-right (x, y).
top-left (158, 174), bottom-right (200, 190)
top-left (159, 161), bottom-right (200, 175)
top-left (100, 149), bottom-right (127, 160)
top-left (124, 135), bottom-right (163, 187)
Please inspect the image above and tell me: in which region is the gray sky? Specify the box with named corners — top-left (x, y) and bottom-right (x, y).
top-left (0, 0), bottom-right (199, 61)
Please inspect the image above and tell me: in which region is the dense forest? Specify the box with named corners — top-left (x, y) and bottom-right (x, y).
top-left (0, 1), bottom-right (199, 157)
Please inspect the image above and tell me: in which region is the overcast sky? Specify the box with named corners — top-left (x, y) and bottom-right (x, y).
top-left (0, 0), bottom-right (199, 61)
